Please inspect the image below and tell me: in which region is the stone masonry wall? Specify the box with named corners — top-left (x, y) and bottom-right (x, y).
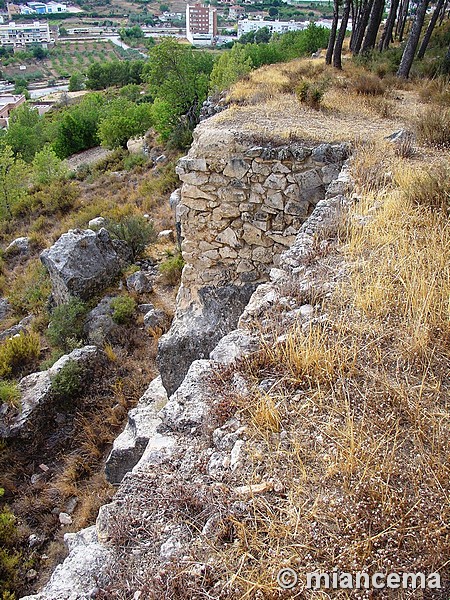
top-left (158, 124), bottom-right (350, 396)
top-left (176, 137), bottom-right (350, 293)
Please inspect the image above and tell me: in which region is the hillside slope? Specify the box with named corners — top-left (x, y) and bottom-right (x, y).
top-left (19, 56), bottom-right (450, 600)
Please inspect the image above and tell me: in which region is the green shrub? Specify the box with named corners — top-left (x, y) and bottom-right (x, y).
top-left (106, 215), bottom-right (157, 260)
top-left (0, 331), bottom-right (40, 378)
top-left (122, 152), bottom-right (147, 171)
top-left (47, 298), bottom-right (88, 351)
top-left (295, 80), bottom-right (324, 110)
top-left (0, 488), bottom-right (20, 596)
top-left (91, 148), bottom-right (127, 174)
top-left (28, 181), bottom-right (79, 216)
top-left (50, 359), bottom-right (84, 401)
top-left (159, 251), bottom-right (184, 285)
top-left (0, 381), bottom-right (20, 408)
top-left (110, 295), bottom-right (136, 324)
top-left (8, 260), bottom-right (51, 316)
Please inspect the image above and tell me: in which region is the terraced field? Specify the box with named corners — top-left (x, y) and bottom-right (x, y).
top-left (49, 40), bottom-right (124, 78)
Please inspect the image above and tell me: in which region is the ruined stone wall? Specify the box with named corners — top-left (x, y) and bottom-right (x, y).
top-left (176, 133), bottom-right (350, 293)
top-left (158, 124), bottom-right (350, 396)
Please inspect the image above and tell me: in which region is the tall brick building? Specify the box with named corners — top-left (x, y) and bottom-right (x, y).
top-left (186, 3), bottom-right (217, 45)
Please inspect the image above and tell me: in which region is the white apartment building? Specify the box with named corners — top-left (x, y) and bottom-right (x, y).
top-left (186, 3), bottom-right (217, 45)
top-left (238, 18), bottom-right (307, 37)
top-left (20, 2), bottom-right (67, 14)
top-left (0, 20), bottom-right (51, 46)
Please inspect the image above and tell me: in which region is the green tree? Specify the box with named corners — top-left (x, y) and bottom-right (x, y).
top-left (68, 72), bottom-right (84, 92)
top-left (52, 93), bottom-right (103, 158)
top-left (32, 145), bottom-right (68, 186)
top-left (254, 26), bottom-right (271, 43)
top-left (98, 98), bottom-right (153, 148)
top-left (31, 44), bottom-right (48, 59)
top-left (0, 146), bottom-right (28, 219)
top-left (2, 104), bottom-right (46, 162)
top-left (143, 39), bottom-right (213, 141)
top-left (86, 60), bottom-right (144, 90)
top-left (119, 24), bottom-right (144, 40)
top-left (13, 77), bottom-right (28, 95)
top-left (209, 43), bottom-right (253, 91)
top-left (119, 83), bottom-right (142, 101)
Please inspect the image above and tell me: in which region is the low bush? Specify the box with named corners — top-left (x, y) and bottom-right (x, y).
top-left (295, 80), bottom-right (325, 110)
top-left (27, 181), bottom-right (79, 217)
top-left (8, 261), bottom-right (51, 317)
top-left (107, 215), bottom-right (157, 260)
top-left (50, 359), bottom-right (84, 401)
top-left (0, 331), bottom-right (40, 378)
top-left (414, 107), bottom-right (450, 147)
top-left (47, 298), bottom-right (88, 351)
top-left (0, 381), bottom-right (20, 408)
top-left (110, 295), bottom-right (136, 324)
top-left (352, 73), bottom-right (385, 96)
top-left (122, 153), bottom-right (147, 171)
top-left (397, 163), bottom-right (450, 214)
top-left (159, 251), bottom-right (184, 285)
top-left (0, 489), bottom-right (20, 596)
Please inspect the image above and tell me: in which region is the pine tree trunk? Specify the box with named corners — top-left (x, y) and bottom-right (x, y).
top-left (349, 0), bottom-right (356, 47)
top-left (351, 0), bottom-right (371, 53)
top-left (333, 0), bottom-right (351, 69)
top-left (397, 0), bottom-right (410, 41)
top-left (379, 0), bottom-right (400, 50)
top-left (397, 0), bottom-right (430, 78)
top-left (361, 0), bottom-right (385, 53)
top-left (326, 0), bottom-right (340, 65)
top-left (417, 0), bottom-right (444, 58)
top-left (439, 0), bottom-right (448, 25)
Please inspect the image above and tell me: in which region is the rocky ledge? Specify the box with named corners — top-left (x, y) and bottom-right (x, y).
top-left (20, 161), bottom-right (353, 600)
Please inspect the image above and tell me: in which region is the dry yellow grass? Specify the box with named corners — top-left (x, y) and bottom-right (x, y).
top-left (214, 56), bottom-right (438, 150)
top-left (178, 132), bottom-right (450, 597)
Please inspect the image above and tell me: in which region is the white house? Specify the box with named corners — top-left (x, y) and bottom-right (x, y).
top-left (20, 1), bottom-right (67, 14)
top-left (238, 18), bottom-right (307, 37)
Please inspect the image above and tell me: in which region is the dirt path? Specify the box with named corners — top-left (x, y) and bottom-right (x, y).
top-left (66, 146), bottom-right (112, 170)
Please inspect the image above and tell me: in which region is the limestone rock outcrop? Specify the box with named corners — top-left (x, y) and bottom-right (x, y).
top-left (40, 228), bottom-right (132, 304)
top-left (0, 346), bottom-right (103, 439)
top-left (19, 159), bottom-right (352, 600)
top-left (105, 376), bottom-right (170, 484)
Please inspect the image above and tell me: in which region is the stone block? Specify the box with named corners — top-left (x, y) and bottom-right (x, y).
top-left (177, 157), bottom-right (208, 172)
top-left (272, 161), bottom-right (291, 174)
top-left (295, 169), bottom-right (323, 190)
top-left (223, 158), bottom-right (250, 179)
top-left (219, 246), bottom-right (238, 259)
top-left (183, 184), bottom-right (216, 201)
top-left (264, 172), bottom-right (287, 190)
top-left (178, 171), bottom-right (209, 186)
top-left (216, 227), bottom-right (239, 248)
top-left (285, 199), bottom-right (310, 217)
top-left (251, 160), bottom-right (271, 176)
top-left (265, 190), bottom-right (284, 210)
top-left (213, 203), bottom-right (241, 219)
top-left (236, 259), bottom-right (254, 273)
top-left (284, 183), bottom-right (300, 200)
